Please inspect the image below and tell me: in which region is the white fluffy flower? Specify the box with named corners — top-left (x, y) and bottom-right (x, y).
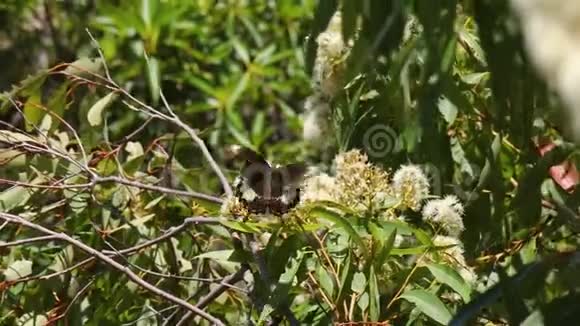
top-left (303, 95), bottom-right (332, 147)
top-left (301, 173), bottom-right (337, 203)
top-left (392, 165), bottom-right (430, 211)
top-left (422, 195), bottom-right (465, 237)
top-left (512, 0), bottom-right (580, 139)
top-left (312, 11), bottom-right (349, 98)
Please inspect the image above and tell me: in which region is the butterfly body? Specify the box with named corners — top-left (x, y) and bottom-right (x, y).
top-left (233, 150), bottom-right (306, 215)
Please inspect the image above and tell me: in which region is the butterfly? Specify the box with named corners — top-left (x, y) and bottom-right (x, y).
top-left (232, 149), bottom-right (307, 215)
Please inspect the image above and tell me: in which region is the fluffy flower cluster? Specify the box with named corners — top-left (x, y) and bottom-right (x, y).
top-left (301, 172), bottom-right (337, 203)
top-left (512, 0), bottom-right (580, 139)
top-left (422, 195), bottom-right (465, 237)
top-left (312, 11), bottom-right (349, 98)
top-left (302, 95), bottom-right (332, 148)
top-left (301, 149), bottom-right (393, 213)
top-left (392, 165), bottom-right (430, 211)
top-left (303, 10), bottom-right (352, 149)
top-left (334, 150), bottom-right (392, 211)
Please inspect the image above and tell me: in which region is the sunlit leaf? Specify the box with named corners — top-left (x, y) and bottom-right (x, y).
top-left (87, 92), bottom-right (118, 127)
top-left (4, 259), bottom-right (33, 281)
top-left (400, 289), bottom-right (452, 325)
top-left (427, 263), bottom-right (471, 302)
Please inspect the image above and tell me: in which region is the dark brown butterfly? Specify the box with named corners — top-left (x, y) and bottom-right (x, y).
top-left (232, 149), bottom-right (306, 215)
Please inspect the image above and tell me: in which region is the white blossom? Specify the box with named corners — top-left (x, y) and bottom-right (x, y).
top-left (301, 173), bottom-right (337, 203)
top-left (312, 11), bottom-right (349, 98)
top-left (422, 195), bottom-right (465, 237)
top-left (392, 165), bottom-right (430, 211)
top-left (302, 95), bottom-right (332, 148)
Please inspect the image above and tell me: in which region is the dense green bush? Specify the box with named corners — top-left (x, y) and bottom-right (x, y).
top-left (0, 1), bottom-right (579, 325)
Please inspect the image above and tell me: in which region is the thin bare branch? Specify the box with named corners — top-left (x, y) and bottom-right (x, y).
top-left (0, 235), bottom-right (60, 248)
top-left (159, 90), bottom-right (233, 197)
top-left (0, 212), bottom-right (225, 326)
top-left (175, 265), bottom-right (248, 326)
top-left (93, 176), bottom-right (223, 204)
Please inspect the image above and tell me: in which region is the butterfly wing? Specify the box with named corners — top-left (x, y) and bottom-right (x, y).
top-left (240, 150), bottom-right (271, 197)
top-left (270, 162), bottom-right (306, 198)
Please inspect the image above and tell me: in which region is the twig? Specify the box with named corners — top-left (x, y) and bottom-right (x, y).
top-left (386, 250), bottom-right (429, 310)
top-left (0, 212), bottom-right (225, 326)
top-left (9, 217), bottom-right (222, 287)
top-left (93, 176), bottom-right (223, 204)
top-left (0, 235), bottom-right (60, 248)
top-left (159, 90), bottom-right (233, 197)
top-left (85, 29), bottom-right (111, 81)
top-left (175, 265), bottom-right (249, 326)
top-left (101, 217), bottom-right (222, 256)
top-left (60, 278), bottom-right (95, 319)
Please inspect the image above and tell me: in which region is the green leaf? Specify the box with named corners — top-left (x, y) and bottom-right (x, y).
top-left (390, 245), bottom-right (430, 256)
top-left (226, 72), bottom-right (250, 110)
top-left (427, 263), bottom-right (471, 302)
top-left (336, 253), bottom-right (353, 302)
top-left (369, 265), bottom-right (380, 322)
top-left (316, 263), bottom-right (335, 299)
top-left (232, 39), bottom-right (250, 64)
top-left (220, 219), bottom-right (265, 234)
top-left (351, 272), bottom-right (366, 294)
top-left (278, 252), bottom-right (304, 284)
top-left (400, 289), bottom-right (452, 325)
top-left (87, 92), bottom-right (118, 127)
top-left (358, 292), bottom-right (369, 313)
top-left (0, 184), bottom-right (35, 212)
top-left (520, 310), bottom-right (544, 326)
top-left (23, 92), bottom-right (43, 132)
top-left (46, 81), bottom-right (71, 130)
top-left (438, 95), bottom-right (458, 124)
top-left (64, 57), bottom-right (103, 77)
top-left (3, 259), bottom-right (33, 281)
top-left (257, 304), bottom-right (274, 326)
top-left (194, 249), bottom-right (234, 261)
top-left (146, 56), bottom-right (160, 104)
top-left (310, 206), bottom-right (364, 248)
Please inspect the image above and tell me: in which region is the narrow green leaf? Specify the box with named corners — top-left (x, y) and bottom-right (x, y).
top-left (87, 92), bottom-right (117, 127)
top-left (427, 263), bottom-right (471, 302)
top-left (220, 220), bottom-right (264, 234)
top-left (232, 39), bottom-right (250, 64)
top-left (310, 206), bottom-right (364, 248)
top-left (316, 263), bottom-right (335, 299)
top-left (369, 266), bottom-right (380, 321)
top-left (194, 249), bottom-right (234, 261)
top-left (336, 253), bottom-right (352, 302)
top-left (146, 56), bottom-right (160, 104)
top-left (226, 72), bottom-right (250, 110)
top-left (23, 93), bottom-right (43, 132)
top-left (390, 245), bottom-right (430, 256)
top-left (401, 289), bottom-right (452, 325)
